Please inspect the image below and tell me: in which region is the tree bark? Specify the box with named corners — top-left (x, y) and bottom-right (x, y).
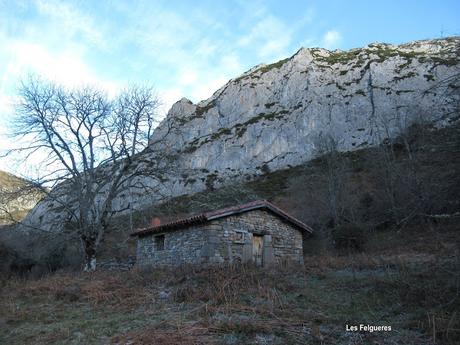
top-left (82, 237), bottom-right (97, 272)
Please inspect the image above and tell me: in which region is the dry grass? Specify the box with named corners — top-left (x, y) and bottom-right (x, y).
top-left (16, 271), bottom-right (150, 308)
top-left (1, 250), bottom-right (459, 344)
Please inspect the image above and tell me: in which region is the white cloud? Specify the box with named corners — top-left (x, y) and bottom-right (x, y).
top-left (322, 30), bottom-right (342, 49)
top-left (195, 39), bottom-right (218, 58)
top-left (179, 70), bottom-right (199, 86)
top-left (259, 39), bottom-right (289, 60)
top-left (0, 94), bottom-right (45, 176)
top-left (13, 42), bottom-right (91, 85)
top-left (2, 40), bottom-right (121, 95)
top-left (0, 37), bottom-right (120, 176)
top-left (191, 76), bottom-right (228, 103)
top-left (238, 15), bottom-right (292, 60)
top-left (159, 87), bottom-right (185, 116)
top-left (0, 94), bottom-right (16, 125)
top-left (220, 54), bottom-right (242, 73)
top-left (34, 0), bottom-right (106, 49)
top-left (0, 0), bottom-right (330, 177)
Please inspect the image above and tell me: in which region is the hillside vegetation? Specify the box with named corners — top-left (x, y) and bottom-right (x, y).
top-left (1, 247), bottom-right (458, 344)
top-left (0, 170), bottom-right (46, 225)
top-left (95, 122), bottom-right (460, 260)
top-left (1, 120), bottom-right (459, 345)
top-left (18, 38), bottom-right (460, 238)
top-left (0, 122), bottom-right (459, 343)
top-left (0, 35), bottom-right (459, 344)
top-left (2, 122), bottom-right (458, 272)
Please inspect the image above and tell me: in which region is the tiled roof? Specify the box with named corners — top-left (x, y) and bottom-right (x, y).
top-left (130, 200), bottom-right (313, 237)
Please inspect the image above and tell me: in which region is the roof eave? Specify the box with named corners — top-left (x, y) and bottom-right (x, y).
top-left (129, 200), bottom-right (314, 237)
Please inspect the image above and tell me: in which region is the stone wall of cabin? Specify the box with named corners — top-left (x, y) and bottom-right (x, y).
top-left (206, 210), bottom-right (304, 265)
top-left (136, 209), bottom-right (304, 267)
top-left (136, 226), bottom-right (208, 267)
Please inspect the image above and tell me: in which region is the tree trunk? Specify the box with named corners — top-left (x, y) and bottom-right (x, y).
top-left (82, 237), bottom-right (97, 272)
top-left (84, 254), bottom-right (97, 272)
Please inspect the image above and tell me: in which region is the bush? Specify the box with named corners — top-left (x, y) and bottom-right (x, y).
top-left (0, 242), bottom-right (36, 278)
top-left (332, 224), bottom-right (367, 252)
top-left (0, 227), bottom-right (82, 278)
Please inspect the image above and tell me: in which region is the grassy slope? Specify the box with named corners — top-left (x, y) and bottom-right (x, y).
top-left (1, 243), bottom-right (458, 344)
top-left (0, 170), bottom-right (36, 193)
top-left (99, 122), bottom-right (460, 260)
top-left (1, 123), bottom-right (459, 344)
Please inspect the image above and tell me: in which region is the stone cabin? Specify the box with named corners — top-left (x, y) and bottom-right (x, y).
top-left (130, 200), bottom-right (313, 267)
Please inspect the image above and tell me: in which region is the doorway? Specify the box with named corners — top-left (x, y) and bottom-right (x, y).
top-left (252, 234), bottom-right (264, 266)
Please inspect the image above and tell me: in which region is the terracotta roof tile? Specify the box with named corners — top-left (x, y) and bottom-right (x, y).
top-left (130, 200), bottom-right (313, 237)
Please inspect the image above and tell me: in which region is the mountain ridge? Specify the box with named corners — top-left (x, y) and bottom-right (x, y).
top-left (148, 36), bottom-right (458, 178)
top-left (19, 36), bottom-right (460, 233)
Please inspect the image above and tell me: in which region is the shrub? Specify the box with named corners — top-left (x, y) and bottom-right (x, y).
top-left (332, 224), bottom-right (367, 252)
top-left (0, 228), bottom-right (82, 278)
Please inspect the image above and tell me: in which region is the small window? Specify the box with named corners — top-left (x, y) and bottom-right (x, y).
top-left (155, 235), bottom-right (165, 251)
top-left (232, 231), bottom-right (245, 243)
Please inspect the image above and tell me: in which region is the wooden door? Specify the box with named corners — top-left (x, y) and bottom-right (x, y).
top-left (252, 235), bottom-right (264, 266)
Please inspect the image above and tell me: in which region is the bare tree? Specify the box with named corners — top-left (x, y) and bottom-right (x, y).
top-left (7, 76), bottom-right (165, 271)
top-left (314, 132), bottom-right (347, 228)
top-left (370, 69), bottom-right (460, 226)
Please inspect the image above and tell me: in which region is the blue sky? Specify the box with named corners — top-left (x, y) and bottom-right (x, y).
top-left (0, 0), bottom-right (459, 174)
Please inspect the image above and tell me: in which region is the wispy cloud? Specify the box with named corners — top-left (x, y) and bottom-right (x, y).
top-left (238, 15), bottom-right (292, 60)
top-left (0, 1), bottom-right (321, 115)
top-left (33, 0), bottom-right (107, 49)
top-left (1, 39), bottom-right (120, 94)
top-left (236, 5), bottom-right (316, 62)
top-left (0, 0), bottom-right (329, 173)
top-left (191, 76), bottom-right (229, 103)
top-left (322, 30), bottom-right (342, 49)
top-left (220, 54), bottom-right (242, 74)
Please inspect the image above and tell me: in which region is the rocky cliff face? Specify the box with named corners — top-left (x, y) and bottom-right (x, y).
top-left (22, 37), bottom-right (460, 231)
top-left (0, 170), bottom-right (45, 224)
top-left (147, 37), bottom-right (459, 194)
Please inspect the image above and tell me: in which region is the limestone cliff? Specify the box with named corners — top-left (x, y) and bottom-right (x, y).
top-left (0, 170), bottom-right (45, 224)
top-left (21, 37), bottom-right (460, 232)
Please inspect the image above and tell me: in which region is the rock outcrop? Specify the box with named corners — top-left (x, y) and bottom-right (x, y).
top-left (21, 37), bottom-right (460, 232)
top-left (0, 170), bottom-right (46, 224)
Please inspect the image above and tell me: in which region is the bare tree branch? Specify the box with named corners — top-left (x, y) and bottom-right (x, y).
top-left (6, 76), bottom-right (166, 271)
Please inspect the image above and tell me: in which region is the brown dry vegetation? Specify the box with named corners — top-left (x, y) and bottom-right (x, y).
top-left (1, 122), bottom-right (459, 274)
top-left (1, 222), bottom-right (459, 345)
top-left (1, 120), bottom-right (459, 344)
top-left (93, 122), bottom-right (460, 263)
